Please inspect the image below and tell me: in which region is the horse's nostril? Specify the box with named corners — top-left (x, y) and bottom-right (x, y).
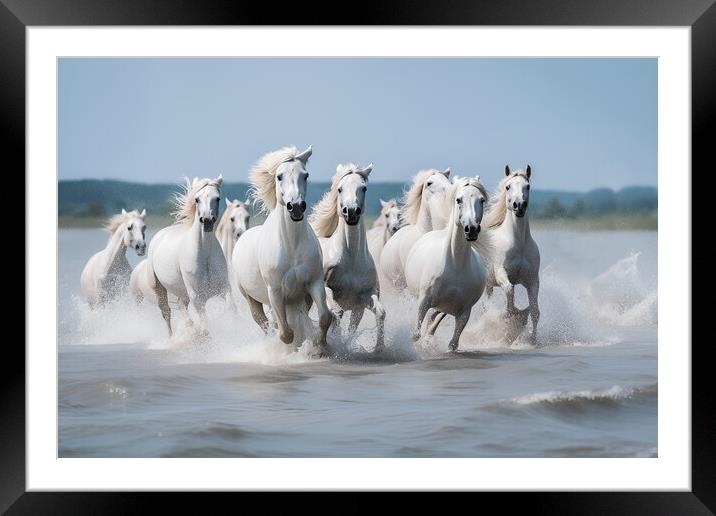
top-left (355, 207), bottom-right (361, 215)
top-left (513, 202), bottom-right (518, 209)
top-left (286, 202), bottom-right (293, 211)
top-left (199, 217), bottom-right (204, 223)
top-left (342, 207), bottom-right (348, 214)
top-left (300, 201), bottom-right (307, 211)
top-left (464, 225), bottom-right (470, 233)
top-left (211, 216), bottom-right (216, 223)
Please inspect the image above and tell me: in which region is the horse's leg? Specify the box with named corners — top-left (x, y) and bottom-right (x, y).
top-left (495, 268), bottom-right (515, 314)
top-left (412, 295), bottom-right (432, 342)
top-left (527, 279), bottom-right (540, 344)
top-left (153, 278), bottom-right (172, 337)
top-left (308, 280), bottom-right (332, 355)
top-left (348, 308), bottom-right (364, 335)
top-left (267, 286), bottom-right (292, 344)
top-left (368, 293), bottom-right (386, 350)
top-left (427, 311), bottom-right (448, 336)
top-left (449, 307), bottom-right (471, 352)
top-left (239, 286), bottom-right (269, 333)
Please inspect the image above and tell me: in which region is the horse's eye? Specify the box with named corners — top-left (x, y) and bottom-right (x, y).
top-left (127, 224), bottom-right (133, 230)
top-left (277, 174), bottom-right (283, 181)
top-left (385, 213), bottom-right (389, 218)
top-left (506, 185), bottom-right (510, 191)
top-left (362, 186), bottom-right (367, 192)
top-left (456, 198), bottom-right (462, 204)
top-left (305, 173), bottom-right (309, 179)
top-left (338, 187), bottom-right (342, 193)
top-left (195, 197), bottom-right (200, 203)
top-left (526, 185), bottom-right (530, 190)
top-left (230, 217), bottom-right (235, 222)
top-left (427, 182), bottom-right (433, 187)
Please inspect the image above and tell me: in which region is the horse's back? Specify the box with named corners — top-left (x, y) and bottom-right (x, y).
top-left (404, 229), bottom-right (444, 295)
top-left (233, 225), bottom-right (269, 305)
top-left (148, 224), bottom-right (186, 295)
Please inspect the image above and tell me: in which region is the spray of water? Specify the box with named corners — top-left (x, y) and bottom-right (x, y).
top-left (61, 252), bottom-right (656, 364)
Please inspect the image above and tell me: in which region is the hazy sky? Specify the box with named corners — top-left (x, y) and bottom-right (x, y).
top-left (59, 58), bottom-right (656, 191)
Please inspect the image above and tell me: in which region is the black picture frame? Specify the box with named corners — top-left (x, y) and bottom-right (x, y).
top-left (5, 0), bottom-right (710, 512)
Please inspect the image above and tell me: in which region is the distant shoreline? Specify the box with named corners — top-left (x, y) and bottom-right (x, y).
top-left (59, 213), bottom-right (657, 231)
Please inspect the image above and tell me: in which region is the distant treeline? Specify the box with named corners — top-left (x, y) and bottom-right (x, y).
top-left (59, 180), bottom-right (657, 220)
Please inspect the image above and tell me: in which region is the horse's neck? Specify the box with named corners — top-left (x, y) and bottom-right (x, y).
top-left (218, 225), bottom-right (234, 263)
top-left (189, 218), bottom-right (218, 260)
top-left (275, 207), bottom-right (309, 248)
top-left (444, 213), bottom-right (471, 267)
top-left (382, 224), bottom-right (391, 244)
top-left (416, 200), bottom-right (435, 232)
top-left (332, 216), bottom-right (368, 257)
top-left (102, 229), bottom-right (128, 275)
top-left (501, 211), bottom-right (531, 242)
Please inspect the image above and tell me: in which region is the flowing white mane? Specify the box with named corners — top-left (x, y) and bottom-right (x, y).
top-left (310, 163), bottom-right (369, 238)
top-left (400, 169), bottom-right (441, 226)
top-left (373, 198), bottom-right (398, 228)
top-left (104, 209), bottom-right (143, 236)
top-left (248, 146), bottom-right (301, 214)
top-left (483, 170), bottom-right (530, 229)
top-left (171, 177), bottom-right (222, 225)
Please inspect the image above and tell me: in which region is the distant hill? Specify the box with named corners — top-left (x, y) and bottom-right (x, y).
top-left (58, 179), bottom-right (657, 220)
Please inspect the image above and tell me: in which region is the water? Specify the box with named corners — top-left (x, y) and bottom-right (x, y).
top-left (59, 228), bottom-right (657, 457)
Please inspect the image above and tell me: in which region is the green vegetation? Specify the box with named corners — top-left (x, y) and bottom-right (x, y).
top-left (58, 179), bottom-right (657, 230)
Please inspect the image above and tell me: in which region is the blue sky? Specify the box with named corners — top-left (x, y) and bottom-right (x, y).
top-left (59, 58), bottom-right (656, 191)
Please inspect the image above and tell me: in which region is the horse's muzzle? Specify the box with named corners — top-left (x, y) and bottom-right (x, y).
top-left (135, 244), bottom-right (146, 256)
top-left (342, 206), bottom-right (362, 226)
top-left (464, 224), bottom-right (480, 241)
top-left (287, 200), bottom-right (307, 222)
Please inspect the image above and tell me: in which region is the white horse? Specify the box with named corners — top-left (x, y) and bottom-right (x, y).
top-left (80, 209), bottom-right (147, 308)
top-left (310, 163), bottom-right (386, 350)
top-left (232, 145), bottom-right (332, 354)
top-left (483, 165), bottom-right (541, 342)
top-left (366, 198), bottom-right (401, 266)
top-left (379, 169), bottom-right (451, 290)
top-left (216, 198), bottom-right (251, 266)
top-left (144, 175), bottom-right (228, 336)
top-left (405, 177), bottom-right (489, 351)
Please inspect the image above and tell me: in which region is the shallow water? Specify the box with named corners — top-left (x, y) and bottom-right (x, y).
top-left (59, 228), bottom-right (657, 457)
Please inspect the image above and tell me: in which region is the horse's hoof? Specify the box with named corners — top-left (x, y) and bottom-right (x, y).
top-left (279, 330), bottom-right (294, 344)
top-left (448, 343), bottom-right (459, 352)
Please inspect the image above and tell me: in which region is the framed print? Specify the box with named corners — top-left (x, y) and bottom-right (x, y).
top-left (6, 0), bottom-right (711, 512)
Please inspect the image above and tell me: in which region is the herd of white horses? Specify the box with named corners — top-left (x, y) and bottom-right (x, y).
top-left (80, 145), bottom-right (540, 355)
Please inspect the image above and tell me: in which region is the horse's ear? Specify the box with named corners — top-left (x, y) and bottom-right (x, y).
top-left (380, 198), bottom-right (388, 208)
top-left (505, 165), bottom-right (511, 176)
top-left (442, 168), bottom-right (451, 178)
top-left (362, 163), bottom-right (373, 176)
top-left (140, 209), bottom-right (146, 218)
top-left (526, 165), bottom-right (531, 178)
top-left (475, 175), bottom-right (481, 183)
top-left (296, 145), bottom-right (313, 165)
top-left (121, 208), bottom-right (127, 215)
top-left (225, 197), bottom-right (232, 208)
top-left (216, 174), bottom-right (223, 186)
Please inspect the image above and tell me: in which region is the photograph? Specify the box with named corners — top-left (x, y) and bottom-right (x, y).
top-left (56, 56), bottom-right (659, 459)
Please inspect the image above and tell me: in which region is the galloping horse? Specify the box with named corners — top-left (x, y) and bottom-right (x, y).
top-left (366, 198), bottom-right (401, 266)
top-left (144, 176), bottom-right (228, 336)
top-left (482, 165), bottom-right (540, 342)
top-left (232, 145), bottom-right (332, 354)
top-left (216, 198), bottom-right (251, 266)
top-left (379, 169), bottom-right (451, 290)
top-left (80, 209), bottom-right (147, 308)
top-left (405, 177), bottom-right (489, 351)
top-left (310, 163), bottom-right (386, 350)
